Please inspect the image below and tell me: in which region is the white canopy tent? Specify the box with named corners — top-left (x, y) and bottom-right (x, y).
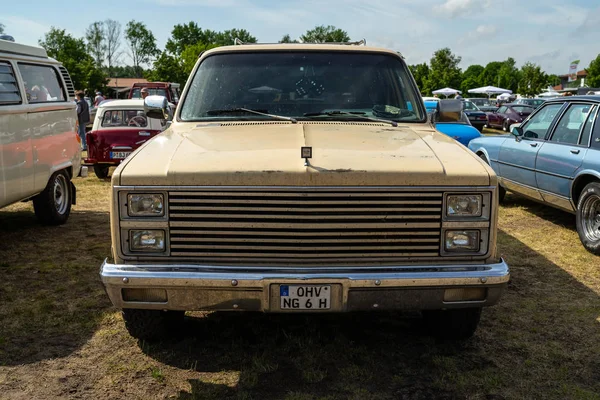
top-left (467, 86), bottom-right (512, 99)
top-left (497, 92), bottom-right (512, 100)
top-left (432, 87), bottom-right (462, 98)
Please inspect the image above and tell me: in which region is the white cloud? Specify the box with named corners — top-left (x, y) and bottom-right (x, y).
top-left (434, 0), bottom-right (491, 18)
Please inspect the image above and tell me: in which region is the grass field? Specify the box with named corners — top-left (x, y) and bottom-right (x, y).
top-left (1, 171), bottom-right (599, 400)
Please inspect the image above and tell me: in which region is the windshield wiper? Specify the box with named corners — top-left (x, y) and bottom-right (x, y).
top-left (303, 110), bottom-right (397, 127)
top-left (206, 108), bottom-right (297, 123)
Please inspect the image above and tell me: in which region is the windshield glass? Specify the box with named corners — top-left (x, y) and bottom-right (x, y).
top-left (180, 52), bottom-right (424, 122)
top-left (131, 88), bottom-right (167, 98)
top-left (512, 106), bottom-right (534, 114)
top-left (462, 101), bottom-right (480, 111)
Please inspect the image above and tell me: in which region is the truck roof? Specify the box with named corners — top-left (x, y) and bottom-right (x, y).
top-left (0, 39), bottom-right (49, 59)
top-left (203, 43), bottom-right (402, 58)
top-left (132, 82), bottom-right (180, 88)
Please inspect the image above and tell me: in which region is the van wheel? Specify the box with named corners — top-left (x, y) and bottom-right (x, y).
top-left (33, 171), bottom-right (72, 225)
top-left (422, 308), bottom-right (482, 340)
top-left (478, 153), bottom-right (506, 203)
top-left (576, 182), bottom-right (600, 255)
top-left (94, 165), bottom-right (110, 179)
top-left (122, 309), bottom-right (185, 341)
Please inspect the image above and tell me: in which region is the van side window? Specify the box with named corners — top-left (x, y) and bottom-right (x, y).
top-left (0, 62), bottom-right (22, 105)
top-left (18, 63), bottom-right (66, 103)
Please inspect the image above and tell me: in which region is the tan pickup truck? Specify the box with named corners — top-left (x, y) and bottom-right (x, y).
top-left (100, 43), bottom-right (509, 341)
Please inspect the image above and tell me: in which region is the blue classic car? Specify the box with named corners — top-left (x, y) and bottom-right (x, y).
top-left (424, 100), bottom-right (482, 145)
top-left (468, 96), bottom-right (600, 255)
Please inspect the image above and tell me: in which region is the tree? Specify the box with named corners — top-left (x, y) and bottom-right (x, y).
top-left (85, 21), bottom-right (106, 66)
top-left (105, 19), bottom-right (122, 77)
top-left (480, 61), bottom-right (502, 87)
top-left (147, 52), bottom-right (187, 86)
top-left (214, 29), bottom-right (256, 46)
top-left (460, 64), bottom-right (484, 94)
top-left (518, 62), bottom-right (547, 97)
top-left (300, 25), bottom-right (350, 43)
top-left (497, 57), bottom-right (520, 92)
top-left (279, 34), bottom-right (298, 43)
top-left (165, 22), bottom-right (216, 56)
top-left (422, 48), bottom-right (462, 94)
top-left (586, 54), bottom-right (600, 88)
top-left (546, 74), bottom-right (560, 87)
top-left (181, 42), bottom-right (220, 77)
top-left (409, 63), bottom-right (430, 94)
top-left (39, 27), bottom-right (108, 93)
top-left (125, 20), bottom-right (159, 78)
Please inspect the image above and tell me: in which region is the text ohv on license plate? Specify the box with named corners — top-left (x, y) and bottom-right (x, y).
top-left (280, 285), bottom-right (331, 310)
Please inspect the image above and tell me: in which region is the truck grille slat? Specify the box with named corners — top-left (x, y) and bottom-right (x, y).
top-left (168, 189), bottom-right (443, 265)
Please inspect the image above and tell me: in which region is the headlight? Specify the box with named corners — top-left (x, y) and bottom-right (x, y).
top-left (445, 230), bottom-right (480, 252)
top-left (446, 194), bottom-right (482, 217)
top-left (128, 193), bottom-right (164, 216)
top-left (130, 230), bottom-right (165, 252)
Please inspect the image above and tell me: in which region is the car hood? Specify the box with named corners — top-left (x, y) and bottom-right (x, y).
top-left (115, 121), bottom-right (493, 186)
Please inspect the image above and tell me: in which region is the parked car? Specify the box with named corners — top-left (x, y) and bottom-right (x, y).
top-left (468, 95), bottom-right (600, 255)
top-left (467, 98), bottom-right (498, 113)
top-left (462, 100), bottom-right (488, 132)
top-left (514, 98), bottom-right (546, 109)
top-left (129, 82), bottom-right (181, 105)
top-left (424, 100), bottom-right (482, 145)
top-left (84, 99), bottom-right (166, 179)
top-left (100, 43), bottom-right (509, 341)
top-left (0, 38), bottom-right (83, 224)
top-left (486, 103), bottom-right (535, 131)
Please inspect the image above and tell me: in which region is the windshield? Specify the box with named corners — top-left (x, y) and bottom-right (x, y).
top-left (511, 106), bottom-right (534, 114)
top-left (180, 52), bottom-right (424, 123)
top-left (462, 101), bottom-right (480, 111)
top-left (131, 88), bottom-right (167, 99)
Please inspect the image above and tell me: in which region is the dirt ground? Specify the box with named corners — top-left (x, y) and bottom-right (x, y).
top-left (0, 172), bottom-right (599, 400)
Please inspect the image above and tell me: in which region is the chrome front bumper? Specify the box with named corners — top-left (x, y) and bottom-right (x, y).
top-left (100, 259), bottom-right (509, 312)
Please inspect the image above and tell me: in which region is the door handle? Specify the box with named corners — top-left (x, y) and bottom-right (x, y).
top-left (570, 149), bottom-right (580, 154)
top-left (529, 142), bottom-right (538, 147)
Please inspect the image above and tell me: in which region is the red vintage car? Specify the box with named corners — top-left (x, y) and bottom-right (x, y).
top-left (84, 99), bottom-right (165, 178)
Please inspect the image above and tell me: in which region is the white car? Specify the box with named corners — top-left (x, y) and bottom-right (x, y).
top-left (0, 38), bottom-right (83, 224)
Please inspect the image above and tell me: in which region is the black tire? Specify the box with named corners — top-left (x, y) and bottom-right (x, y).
top-left (94, 165), bottom-right (110, 179)
top-left (422, 308), bottom-right (482, 340)
top-left (33, 170), bottom-right (72, 225)
top-left (122, 309), bottom-right (185, 341)
top-left (478, 153), bottom-right (506, 203)
top-left (576, 182), bottom-right (600, 255)
top-left (503, 120), bottom-right (510, 132)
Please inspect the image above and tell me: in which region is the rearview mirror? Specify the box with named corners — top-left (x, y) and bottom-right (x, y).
top-left (437, 99), bottom-right (462, 123)
top-left (144, 95), bottom-right (172, 121)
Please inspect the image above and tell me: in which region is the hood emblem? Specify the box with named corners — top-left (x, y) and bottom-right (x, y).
top-left (301, 146), bottom-right (312, 166)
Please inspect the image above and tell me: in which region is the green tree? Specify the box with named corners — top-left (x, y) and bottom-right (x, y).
top-left (546, 74), bottom-right (560, 87)
top-left (181, 42), bottom-right (220, 77)
top-left (409, 63), bottom-right (430, 94)
top-left (300, 25), bottom-right (350, 43)
top-left (165, 22), bottom-right (216, 56)
top-left (85, 21), bottom-right (106, 66)
top-left (214, 29), bottom-right (256, 46)
top-left (518, 62), bottom-right (547, 97)
top-left (586, 54), bottom-right (600, 88)
top-left (460, 64), bottom-right (484, 94)
top-left (39, 27), bottom-right (108, 94)
top-left (104, 19), bottom-right (122, 77)
top-left (480, 61), bottom-right (502, 87)
top-left (422, 48), bottom-right (462, 94)
top-left (125, 20), bottom-right (159, 78)
top-left (279, 34), bottom-right (298, 43)
top-left (497, 57), bottom-right (520, 92)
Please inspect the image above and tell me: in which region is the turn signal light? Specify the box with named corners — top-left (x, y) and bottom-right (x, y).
top-left (443, 288), bottom-right (486, 302)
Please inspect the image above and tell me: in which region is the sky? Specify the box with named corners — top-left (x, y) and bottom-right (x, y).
top-left (3, 0), bottom-right (600, 75)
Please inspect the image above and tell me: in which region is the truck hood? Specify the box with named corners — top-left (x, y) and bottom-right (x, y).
top-left (116, 121), bottom-right (492, 186)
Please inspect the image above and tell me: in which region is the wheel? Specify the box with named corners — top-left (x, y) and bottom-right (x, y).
top-left (422, 308), bottom-right (482, 340)
top-left (94, 165), bottom-right (110, 179)
top-left (503, 120), bottom-right (510, 132)
top-left (122, 309), bottom-right (185, 341)
top-left (478, 153), bottom-right (506, 203)
top-left (33, 170), bottom-right (72, 225)
top-left (576, 182), bottom-right (600, 255)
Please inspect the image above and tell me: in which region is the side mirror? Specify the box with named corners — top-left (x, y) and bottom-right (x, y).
top-left (437, 99), bottom-right (462, 123)
top-left (511, 126), bottom-right (523, 137)
top-left (144, 95), bottom-right (172, 121)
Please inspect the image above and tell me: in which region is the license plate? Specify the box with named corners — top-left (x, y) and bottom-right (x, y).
top-left (110, 151), bottom-right (131, 159)
top-left (280, 285), bottom-right (331, 310)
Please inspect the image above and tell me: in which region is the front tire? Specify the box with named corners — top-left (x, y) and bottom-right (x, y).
top-left (576, 182), bottom-right (600, 255)
top-left (33, 170), bottom-right (72, 225)
top-left (122, 309), bottom-right (185, 341)
top-left (422, 308), bottom-right (482, 340)
top-left (94, 165), bottom-right (110, 179)
top-left (503, 120), bottom-right (510, 132)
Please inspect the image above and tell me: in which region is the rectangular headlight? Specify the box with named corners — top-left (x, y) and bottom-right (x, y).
top-left (130, 230), bottom-right (165, 252)
top-left (446, 194), bottom-right (482, 217)
top-left (445, 230), bottom-right (480, 252)
top-left (127, 193), bottom-right (164, 217)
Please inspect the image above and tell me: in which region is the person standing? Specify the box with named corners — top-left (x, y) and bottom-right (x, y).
top-left (76, 91), bottom-right (90, 150)
top-left (140, 87), bottom-right (149, 99)
top-left (94, 91), bottom-right (105, 107)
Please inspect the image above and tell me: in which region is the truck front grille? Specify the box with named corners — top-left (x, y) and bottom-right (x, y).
top-left (168, 189), bottom-right (443, 265)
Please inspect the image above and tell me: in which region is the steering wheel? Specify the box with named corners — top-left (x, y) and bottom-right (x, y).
top-left (128, 116), bottom-right (146, 127)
